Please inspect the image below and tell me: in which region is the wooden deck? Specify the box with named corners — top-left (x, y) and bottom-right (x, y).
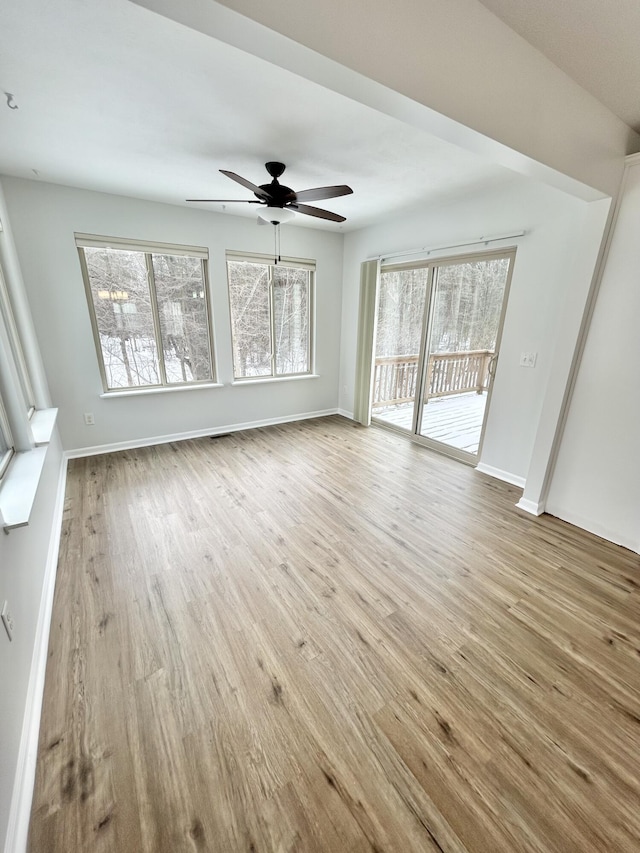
top-left (373, 391), bottom-right (487, 454)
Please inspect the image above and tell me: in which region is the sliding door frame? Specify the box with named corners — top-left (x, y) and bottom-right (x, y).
top-left (373, 246), bottom-right (517, 466)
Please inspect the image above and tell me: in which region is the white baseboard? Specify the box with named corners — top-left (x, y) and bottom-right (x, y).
top-left (544, 504), bottom-right (639, 554)
top-left (65, 408), bottom-right (340, 459)
top-left (475, 462), bottom-right (526, 489)
top-left (4, 455), bottom-right (68, 853)
top-left (516, 497), bottom-right (545, 516)
top-left (337, 409), bottom-right (354, 420)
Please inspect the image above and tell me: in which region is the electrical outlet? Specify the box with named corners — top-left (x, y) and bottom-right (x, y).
top-left (519, 351), bottom-right (537, 368)
top-left (84, 412), bottom-right (95, 425)
top-left (2, 601), bottom-right (14, 642)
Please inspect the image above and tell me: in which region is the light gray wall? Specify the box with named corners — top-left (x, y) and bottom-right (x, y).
top-left (340, 178), bottom-right (592, 481)
top-left (1, 178), bottom-right (344, 452)
top-left (0, 181), bottom-right (65, 851)
top-left (0, 434), bottom-right (64, 849)
top-left (546, 159), bottom-right (640, 551)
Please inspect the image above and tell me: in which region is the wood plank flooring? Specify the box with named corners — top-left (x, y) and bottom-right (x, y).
top-left (28, 415), bottom-right (640, 852)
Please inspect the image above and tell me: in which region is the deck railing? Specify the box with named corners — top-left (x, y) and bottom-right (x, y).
top-left (373, 350), bottom-right (493, 408)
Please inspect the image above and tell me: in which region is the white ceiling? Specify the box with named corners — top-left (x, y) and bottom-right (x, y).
top-left (478, 0), bottom-right (640, 133)
top-left (3, 0), bottom-right (636, 232)
top-left (0, 0), bottom-right (519, 232)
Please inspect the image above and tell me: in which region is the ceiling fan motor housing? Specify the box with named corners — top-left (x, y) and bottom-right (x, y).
top-left (258, 182), bottom-right (296, 207)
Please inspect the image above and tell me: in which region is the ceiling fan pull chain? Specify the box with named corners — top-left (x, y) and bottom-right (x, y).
top-left (274, 222), bottom-right (281, 265)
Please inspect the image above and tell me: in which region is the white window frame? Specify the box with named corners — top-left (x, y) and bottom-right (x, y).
top-left (226, 251), bottom-right (315, 381)
top-left (0, 227), bottom-right (58, 531)
top-left (0, 260), bottom-right (36, 418)
top-left (0, 393), bottom-right (14, 481)
top-left (76, 234), bottom-right (216, 394)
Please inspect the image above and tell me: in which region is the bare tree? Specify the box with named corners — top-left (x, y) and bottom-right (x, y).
top-left (273, 266), bottom-right (309, 374)
top-left (152, 254), bottom-right (212, 382)
top-left (228, 261), bottom-right (309, 377)
top-left (376, 267), bottom-right (429, 358)
top-left (376, 258), bottom-right (509, 358)
top-left (84, 247), bottom-right (213, 389)
top-left (430, 258), bottom-right (509, 352)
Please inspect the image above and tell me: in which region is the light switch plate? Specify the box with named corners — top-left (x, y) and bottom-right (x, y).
top-left (2, 601), bottom-right (14, 642)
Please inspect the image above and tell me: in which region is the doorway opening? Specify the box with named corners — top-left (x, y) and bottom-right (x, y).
top-left (372, 249), bottom-right (515, 462)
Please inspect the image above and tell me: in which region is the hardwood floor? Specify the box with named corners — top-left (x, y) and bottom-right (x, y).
top-left (29, 416), bottom-right (640, 852)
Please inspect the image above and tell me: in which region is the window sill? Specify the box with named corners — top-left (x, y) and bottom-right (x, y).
top-left (100, 383), bottom-right (223, 398)
top-left (0, 408), bottom-right (58, 531)
top-left (31, 407), bottom-right (58, 445)
top-left (231, 374), bottom-right (320, 386)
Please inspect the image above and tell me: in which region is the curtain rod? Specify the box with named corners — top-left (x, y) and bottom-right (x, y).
top-left (371, 230), bottom-right (526, 264)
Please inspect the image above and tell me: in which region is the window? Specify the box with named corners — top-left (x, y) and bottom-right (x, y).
top-left (0, 261), bottom-right (36, 417)
top-left (227, 252), bottom-right (314, 379)
top-left (0, 394), bottom-right (14, 481)
top-left (76, 234), bottom-right (215, 392)
top-left (0, 230), bottom-right (58, 530)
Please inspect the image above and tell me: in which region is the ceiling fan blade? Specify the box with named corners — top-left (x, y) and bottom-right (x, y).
top-left (294, 185), bottom-right (353, 203)
top-left (290, 203), bottom-right (346, 223)
top-left (186, 199), bottom-right (261, 203)
top-left (220, 170), bottom-right (271, 200)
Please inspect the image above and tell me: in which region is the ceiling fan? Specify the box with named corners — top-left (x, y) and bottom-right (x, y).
top-left (186, 161), bottom-right (353, 224)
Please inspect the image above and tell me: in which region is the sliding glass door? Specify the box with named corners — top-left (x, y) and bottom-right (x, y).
top-left (371, 249), bottom-right (515, 462)
top-left (371, 265), bottom-right (430, 433)
top-left (418, 255), bottom-right (512, 455)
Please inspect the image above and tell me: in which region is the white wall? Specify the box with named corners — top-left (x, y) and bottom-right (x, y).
top-left (0, 182), bottom-right (65, 851)
top-left (340, 178), bottom-right (592, 482)
top-left (546, 158), bottom-right (640, 552)
top-left (517, 196), bottom-right (612, 514)
top-left (1, 178), bottom-right (344, 452)
top-left (0, 435), bottom-right (64, 851)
